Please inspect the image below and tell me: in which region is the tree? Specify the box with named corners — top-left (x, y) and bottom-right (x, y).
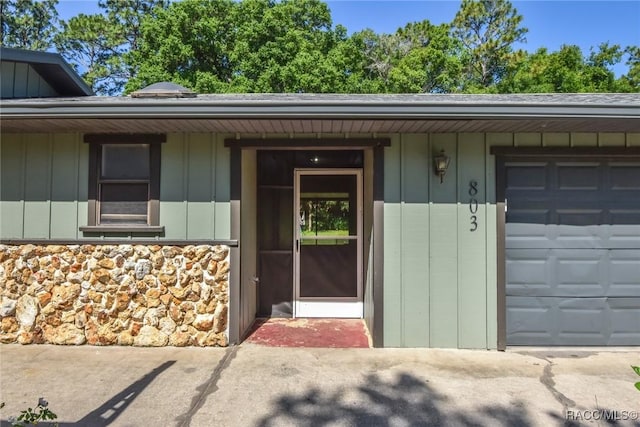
top-left (0, 0), bottom-right (59, 50)
top-left (54, 14), bottom-right (121, 95)
top-left (55, 0), bottom-right (167, 95)
top-left (125, 0), bottom-right (236, 93)
top-left (497, 43), bottom-right (630, 93)
top-left (617, 46), bottom-right (640, 92)
top-left (126, 0), bottom-right (360, 94)
top-left (389, 20), bottom-right (462, 93)
top-left (451, 0), bottom-right (527, 91)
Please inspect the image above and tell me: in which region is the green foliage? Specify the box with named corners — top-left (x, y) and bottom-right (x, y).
top-left (633, 366), bottom-right (640, 391)
top-left (452, 0), bottom-right (528, 91)
top-left (55, 0), bottom-right (167, 94)
top-left (54, 13), bottom-right (121, 94)
top-left (498, 43), bottom-right (633, 93)
top-left (0, 0), bottom-right (59, 50)
top-left (4, 0), bottom-right (636, 95)
top-left (126, 0), bottom-right (366, 94)
top-left (2, 398), bottom-right (58, 427)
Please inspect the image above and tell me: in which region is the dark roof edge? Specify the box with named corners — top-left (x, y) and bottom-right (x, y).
top-left (0, 47), bottom-right (94, 96)
top-left (1, 104), bottom-right (639, 120)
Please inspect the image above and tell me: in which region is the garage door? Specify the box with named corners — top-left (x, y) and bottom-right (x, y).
top-left (504, 157), bottom-right (640, 345)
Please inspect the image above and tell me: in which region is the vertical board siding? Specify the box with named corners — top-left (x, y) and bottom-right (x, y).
top-left (382, 131), bottom-right (640, 348)
top-left (1, 132), bottom-right (232, 241)
top-left (571, 133), bottom-right (598, 147)
top-left (400, 134), bottom-right (430, 347)
top-left (383, 135), bottom-right (403, 346)
top-left (542, 133), bottom-right (570, 147)
top-left (457, 133), bottom-right (487, 348)
top-left (50, 134), bottom-right (80, 239)
top-left (1, 61), bottom-right (15, 98)
top-left (0, 134), bottom-right (24, 238)
top-left (186, 133), bottom-right (215, 240)
top-left (12, 63), bottom-right (29, 98)
top-left (514, 133), bottom-right (542, 147)
top-left (598, 133), bottom-right (626, 147)
top-left (428, 133), bottom-right (458, 348)
top-left (214, 135), bottom-right (231, 239)
top-left (26, 65), bottom-right (40, 98)
top-left (23, 134), bottom-right (51, 238)
top-left (160, 134), bottom-right (187, 239)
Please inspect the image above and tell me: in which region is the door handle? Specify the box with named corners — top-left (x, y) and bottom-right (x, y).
top-left (296, 239), bottom-right (300, 252)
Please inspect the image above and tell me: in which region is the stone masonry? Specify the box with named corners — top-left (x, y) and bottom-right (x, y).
top-left (0, 244), bottom-right (229, 347)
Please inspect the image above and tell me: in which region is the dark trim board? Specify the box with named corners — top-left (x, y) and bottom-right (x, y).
top-left (228, 147), bottom-right (242, 345)
top-left (224, 138), bottom-right (391, 148)
top-left (84, 133), bottom-right (167, 144)
top-left (372, 146), bottom-right (384, 347)
top-left (495, 157), bottom-right (507, 351)
top-left (490, 146), bottom-right (640, 157)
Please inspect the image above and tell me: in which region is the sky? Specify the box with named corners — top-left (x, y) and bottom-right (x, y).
top-left (57, 0), bottom-right (640, 73)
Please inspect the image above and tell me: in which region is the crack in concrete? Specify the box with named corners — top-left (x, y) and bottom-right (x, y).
top-left (176, 345), bottom-right (239, 427)
top-left (539, 359), bottom-right (576, 413)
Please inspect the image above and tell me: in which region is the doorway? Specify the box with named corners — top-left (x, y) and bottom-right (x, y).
top-left (294, 169), bottom-right (363, 318)
top-left (256, 150), bottom-right (364, 318)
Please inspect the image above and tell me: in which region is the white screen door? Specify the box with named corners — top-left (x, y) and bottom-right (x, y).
top-left (294, 169), bottom-right (363, 318)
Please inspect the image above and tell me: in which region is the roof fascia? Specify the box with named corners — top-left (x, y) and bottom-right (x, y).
top-left (1, 103), bottom-right (638, 120)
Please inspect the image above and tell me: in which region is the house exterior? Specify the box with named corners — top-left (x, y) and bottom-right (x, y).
top-left (1, 48), bottom-right (639, 348)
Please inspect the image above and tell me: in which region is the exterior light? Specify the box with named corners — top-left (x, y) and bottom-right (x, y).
top-left (434, 149), bottom-right (450, 183)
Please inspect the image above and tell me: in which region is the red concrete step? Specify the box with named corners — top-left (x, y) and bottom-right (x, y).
top-left (244, 318), bottom-right (371, 348)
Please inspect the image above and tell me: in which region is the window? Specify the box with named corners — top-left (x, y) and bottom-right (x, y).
top-left (81, 134), bottom-right (164, 232)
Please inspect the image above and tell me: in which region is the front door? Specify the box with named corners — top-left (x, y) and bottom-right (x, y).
top-left (294, 169), bottom-right (363, 318)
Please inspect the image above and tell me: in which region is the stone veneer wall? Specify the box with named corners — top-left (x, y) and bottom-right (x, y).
top-left (0, 244), bottom-right (229, 347)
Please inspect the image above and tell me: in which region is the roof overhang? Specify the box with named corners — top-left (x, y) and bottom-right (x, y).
top-left (1, 93), bottom-right (638, 134)
top-left (1, 48), bottom-right (94, 97)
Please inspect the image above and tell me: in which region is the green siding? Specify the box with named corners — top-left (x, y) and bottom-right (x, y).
top-left (382, 131), bottom-right (640, 349)
top-left (571, 133), bottom-right (598, 146)
top-left (13, 63), bottom-right (28, 98)
top-left (1, 61), bottom-right (59, 98)
top-left (0, 134), bottom-right (24, 238)
top-left (400, 134), bottom-right (430, 347)
top-left (383, 135), bottom-right (403, 347)
top-left (1, 61), bottom-right (15, 98)
top-left (542, 132), bottom-right (570, 147)
top-left (0, 132), bottom-right (232, 241)
top-left (429, 134), bottom-right (458, 348)
top-left (186, 133), bottom-right (215, 240)
top-left (23, 134), bottom-right (50, 238)
top-left (51, 134), bottom-right (80, 239)
top-left (598, 132), bottom-right (625, 146)
top-left (160, 133), bottom-right (187, 239)
top-left (457, 133), bottom-right (487, 349)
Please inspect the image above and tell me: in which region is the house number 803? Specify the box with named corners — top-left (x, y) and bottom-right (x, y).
top-left (469, 180), bottom-right (479, 232)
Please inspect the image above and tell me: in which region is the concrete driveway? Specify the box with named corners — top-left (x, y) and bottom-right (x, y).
top-left (1, 344), bottom-right (638, 426)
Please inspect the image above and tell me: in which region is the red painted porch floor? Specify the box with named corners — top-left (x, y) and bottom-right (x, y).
top-left (244, 318), bottom-right (371, 348)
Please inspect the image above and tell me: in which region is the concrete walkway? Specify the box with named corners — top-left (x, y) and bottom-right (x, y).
top-left (1, 344), bottom-right (638, 426)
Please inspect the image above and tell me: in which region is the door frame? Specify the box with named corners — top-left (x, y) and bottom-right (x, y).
top-left (293, 168), bottom-right (363, 318)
